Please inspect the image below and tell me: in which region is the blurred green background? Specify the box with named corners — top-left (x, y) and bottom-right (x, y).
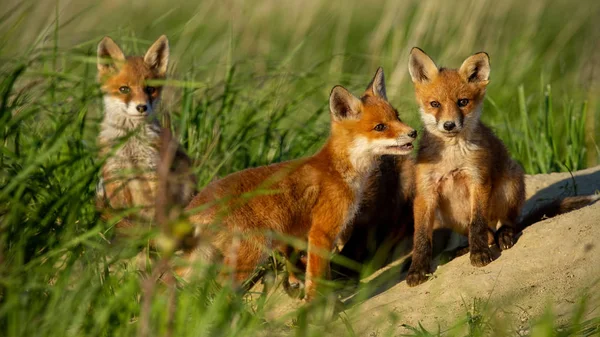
top-left (2, 0), bottom-right (599, 177)
top-left (1, 0), bottom-right (599, 336)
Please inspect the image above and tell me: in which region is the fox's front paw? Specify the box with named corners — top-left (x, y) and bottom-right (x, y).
top-left (496, 226), bottom-right (515, 250)
top-left (406, 268), bottom-right (429, 287)
top-left (470, 247), bottom-right (494, 267)
top-left (283, 273), bottom-right (305, 299)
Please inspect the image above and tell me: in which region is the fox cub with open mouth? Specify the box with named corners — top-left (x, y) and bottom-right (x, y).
top-left (184, 68), bottom-right (417, 301)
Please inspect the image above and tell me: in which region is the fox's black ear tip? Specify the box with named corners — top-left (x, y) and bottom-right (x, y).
top-left (330, 85), bottom-right (346, 95)
top-left (410, 47), bottom-right (425, 54)
top-left (474, 51), bottom-right (490, 60)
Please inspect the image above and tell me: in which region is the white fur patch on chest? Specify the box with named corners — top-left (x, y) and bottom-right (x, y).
top-left (430, 137), bottom-right (481, 185)
top-left (104, 138), bottom-right (159, 175)
top-left (100, 102), bottom-right (161, 175)
top-left (424, 138), bottom-right (482, 228)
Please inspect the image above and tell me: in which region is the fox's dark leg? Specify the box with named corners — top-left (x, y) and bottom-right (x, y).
top-left (469, 184), bottom-right (495, 267)
top-left (496, 226), bottom-right (515, 250)
top-left (496, 215), bottom-right (518, 250)
top-left (407, 193), bottom-right (436, 286)
top-left (282, 246), bottom-right (306, 299)
top-left (286, 248), bottom-right (303, 287)
top-left (494, 172), bottom-right (525, 250)
top-left (469, 214), bottom-right (494, 266)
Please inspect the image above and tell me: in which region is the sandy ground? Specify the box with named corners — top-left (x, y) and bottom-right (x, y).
top-left (261, 166), bottom-right (600, 334)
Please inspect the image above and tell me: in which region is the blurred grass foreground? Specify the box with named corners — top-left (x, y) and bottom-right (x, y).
top-left (0, 0), bottom-right (599, 336)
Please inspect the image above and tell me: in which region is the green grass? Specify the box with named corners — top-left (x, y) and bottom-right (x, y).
top-left (1, 0), bottom-right (600, 336)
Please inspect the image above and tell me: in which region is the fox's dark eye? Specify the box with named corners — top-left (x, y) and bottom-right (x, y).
top-left (374, 124), bottom-right (386, 132)
top-left (119, 86), bottom-right (130, 94)
top-left (145, 86), bottom-right (156, 94)
top-left (430, 101), bottom-right (441, 108)
top-left (458, 99), bottom-right (469, 107)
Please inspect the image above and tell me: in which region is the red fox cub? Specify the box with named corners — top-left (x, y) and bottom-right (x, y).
top-left (95, 35), bottom-right (196, 230)
top-left (406, 47), bottom-right (599, 287)
top-left (185, 68), bottom-right (418, 301)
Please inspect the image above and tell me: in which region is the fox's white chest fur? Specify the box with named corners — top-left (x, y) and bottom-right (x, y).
top-left (429, 137), bottom-right (482, 231)
top-left (100, 111), bottom-right (160, 173)
top-left (97, 110), bottom-right (161, 214)
top-left (432, 138), bottom-right (481, 184)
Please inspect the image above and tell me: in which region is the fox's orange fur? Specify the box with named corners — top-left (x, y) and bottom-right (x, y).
top-left (185, 68), bottom-right (417, 300)
top-left (406, 48), bottom-right (599, 287)
top-left (95, 36), bottom-right (196, 230)
top-left (282, 154), bottom-right (416, 296)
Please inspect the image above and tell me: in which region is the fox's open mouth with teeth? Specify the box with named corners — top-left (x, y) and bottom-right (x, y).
top-left (397, 143), bottom-right (414, 150)
top-left (385, 142), bottom-right (414, 154)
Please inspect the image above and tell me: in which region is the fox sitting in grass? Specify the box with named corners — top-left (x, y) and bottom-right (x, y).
top-left (95, 35), bottom-right (197, 231)
top-left (184, 68), bottom-right (418, 301)
top-left (405, 47), bottom-right (600, 286)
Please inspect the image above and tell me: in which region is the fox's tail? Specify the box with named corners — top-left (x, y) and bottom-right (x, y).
top-left (518, 194), bottom-right (600, 231)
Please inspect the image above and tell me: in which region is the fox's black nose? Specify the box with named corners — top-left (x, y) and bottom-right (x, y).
top-left (136, 104), bottom-right (148, 113)
top-left (443, 121), bottom-right (456, 131)
top-left (408, 129), bottom-right (418, 139)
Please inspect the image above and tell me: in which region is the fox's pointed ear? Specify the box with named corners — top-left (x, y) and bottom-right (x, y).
top-left (365, 67), bottom-right (387, 100)
top-left (330, 86), bottom-right (361, 121)
top-left (144, 35), bottom-right (169, 77)
top-left (97, 36), bottom-right (125, 74)
top-left (459, 52), bottom-right (490, 85)
top-left (408, 47), bottom-right (439, 84)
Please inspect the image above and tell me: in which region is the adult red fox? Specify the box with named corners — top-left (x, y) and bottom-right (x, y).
top-left (185, 68), bottom-right (418, 300)
top-left (95, 35), bottom-right (196, 231)
top-left (406, 47), bottom-right (599, 286)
